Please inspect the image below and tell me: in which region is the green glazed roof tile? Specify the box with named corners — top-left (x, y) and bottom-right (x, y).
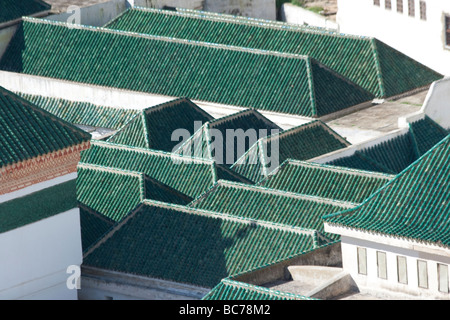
top-left (324, 134), bottom-right (450, 248)
top-left (259, 160), bottom-right (394, 204)
top-left (83, 200), bottom-right (319, 288)
top-left (104, 7), bottom-right (442, 98)
top-left (0, 0), bottom-right (50, 24)
top-left (0, 18), bottom-right (373, 118)
top-left (0, 86), bottom-right (91, 168)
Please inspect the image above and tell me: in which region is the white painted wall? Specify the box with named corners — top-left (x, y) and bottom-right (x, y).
top-left (338, 236), bottom-right (450, 299)
top-left (280, 3), bottom-right (338, 30)
top-left (204, 0), bottom-right (276, 20)
top-left (0, 208), bottom-right (83, 300)
top-left (420, 77), bottom-right (450, 129)
top-left (46, 0), bottom-right (127, 27)
top-left (337, 0), bottom-right (450, 76)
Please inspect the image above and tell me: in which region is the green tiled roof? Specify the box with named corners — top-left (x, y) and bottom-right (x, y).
top-left (0, 180), bottom-right (78, 233)
top-left (189, 180), bottom-right (355, 238)
top-left (203, 279), bottom-right (313, 300)
top-left (107, 98), bottom-right (214, 152)
top-left (79, 204), bottom-right (115, 252)
top-left (0, 18), bottom-right (373, 118)
top-left (231, 120), bottom-right (350, 182)
top-left (327, 118), bottom-right (449, 174)
top-left (0, 0), bottom-right (50, 24)
top-left (0, 86), bottom-right (91, 168)
top-left (83, 200), bottom-right (319, 288)
top-left (409, 116), bottom-right (449, 157)
top-left (259, 160), bottom-right (394, 204)
top-left (324, 134), bottom-right (450, 248)
top-left (18, 92), bottom-right (140, 130)
top-left (76, 163), bottom-right (192, 221)
top-left (175, 109), bottom-right (281, 167)
top-left (104, 7), bottom-right (442, 98)
top-left (80, 140), bottom-right (217, 198)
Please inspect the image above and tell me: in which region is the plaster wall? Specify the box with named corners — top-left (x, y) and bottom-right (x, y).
top-left (280, 3), bottom-right (338, 29)
top-left (337, 0), bottom-right (450, 76)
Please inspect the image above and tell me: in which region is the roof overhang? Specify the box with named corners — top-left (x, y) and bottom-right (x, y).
top-left (324, 222), bottom-right (450, 258)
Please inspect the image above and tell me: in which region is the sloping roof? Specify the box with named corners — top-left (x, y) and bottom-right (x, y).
top-left (175, 109), bottom-right (282, 167)
top-left (188, 180), bottom-right (355, 237)
top-left (327, 118), bottom-right (449, 174)
top-left (107, 98), bottom-right (214, 152)
top-left (80, 140), bottom-right (217, 198)
top-left (259, 160), bottom-right (394, 204)
top-left (0, 0), bottom-right (50, 24)
top-left (76, 163), bottom-right (192, 221)
top-left (324, 134), bottom-right (450, 248)
top-left (83, 200), bottom-right (319, 288)
top-left (0, 18), bottom-right (373, 118)
top-left (79, 204), bottom-right (115, 252)
top-left (17, 92), bottom-right (140, 130)
top-left (203, 278), bottom-right (313, 300)
top-left (0, 180), bottom-right (78, 233)
top-left (0, 86), bottom-right (91, 169)
top-left (231, 120), bottom-right (350, 182)
top-left (104, 7), bottom-right (442, 98)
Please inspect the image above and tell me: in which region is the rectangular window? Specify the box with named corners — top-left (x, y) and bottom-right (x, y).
top-left (408, 0), bottom-right (415, 17)
top-left (419, 1), bottom-right (426, 20)
top-left (397, 0), bottom-right (403, 13)
top-left (397, 256), bottom-right (408, 284)
top-left (438, 264), bottom-right (449, 293)
top-left (446, 16), bottom-right (450, 47)
top-left (417, 260), bottom-right (428, 289)
top-left (377, 251), bottom-right (388, 279)
top-left (386, 0), bottom-right (392, 10)
top-left (374, 0), bottom-right (381, 6)
top-left (357, 247), bottom-right (367, 275)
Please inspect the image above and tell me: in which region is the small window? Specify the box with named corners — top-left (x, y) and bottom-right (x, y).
top-left (357, 247), bottom-right (367, 275)
top-left (446, 15), bottom-right (450, 47)
top-left (419, 1), bottom-right (426, 20)
top-left (408, 0), bottom-right (415, 17)
top-left (377, 251), bottom-right (388, 279)
top-left (417, 260), bottom-right (428, 289)
top-left (397, 0), bottom-right (404, 13)
top-left (397, 256), bottom-right (408, 284)
top-left (438, 264), bottom-right (449, 293)
top-left (386, 0), bottom-right (392, 10)
top-left (374, 0), bottom-right (381, 6)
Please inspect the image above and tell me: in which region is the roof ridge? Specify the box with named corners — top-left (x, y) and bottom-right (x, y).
top-left (143, 199), bottom-right (318, 235)
top-left (216, 179), bottom-right (357, 209)
top-left (130, 6), bottom-right (372, 41)
top-left (90, 140), bottom-right (215, 164)
top-left (77, 162), bottom-right (143, 178)
top-left (23, 17), bottom-right (312, 61)
top-left (323, 134), bottom-right (450, 221)
top-left (282, 159), bottom-right (395, 179)
top-left (143, 97), bottom-right (214, 121)
top-left (0, 86), bottom-right (91, 141)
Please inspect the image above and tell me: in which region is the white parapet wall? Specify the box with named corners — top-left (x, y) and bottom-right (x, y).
top-left (0, 208), bottom-right (83, 300)
top-left (420, 78), bottom-right (450, 130)
top-left (280, 3), bottom-right (338, 29)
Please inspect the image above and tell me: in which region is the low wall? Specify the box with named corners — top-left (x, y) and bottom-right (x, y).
top-left (233, 242), bottom-right (342, 286)
top-left (421, 78), bottom-right (450, 130)
top-left (280, 3), bottom-right (338, 29)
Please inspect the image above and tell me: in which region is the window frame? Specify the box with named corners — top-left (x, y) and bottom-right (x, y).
top-left (437, 264), bottom-right (449, 293)
top-left (377, 251), bottom-right (388, 280)
top-left (417, 260), bottom-right (428, 289)
top-left (357, 247), bottom-right (368, 275)
top-left (397, 256), bottom-right (408, 285)
top-left (397, 0), bottom-right (404, 13)
top-left (419, 1), bottom-right (427, 20)
top-left (385, 0), bottom-right (392, 10)
top-left (408, 0), bottom-right (415, 17)
top-left (374, 0), bottom-right (381, 6)
top-left (445, 15), bottom-right (450, 48)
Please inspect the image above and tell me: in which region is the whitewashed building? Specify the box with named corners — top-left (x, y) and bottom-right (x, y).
top-left (337, 0), bottom-right (450, 76)
top-left (0, 86), bottom-right (91, 300)
top-left (324, 134), bottom-right (450, 299)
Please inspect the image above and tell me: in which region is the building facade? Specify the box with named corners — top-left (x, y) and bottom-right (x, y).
top-left (337, 0), bottom-right (450, 76)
